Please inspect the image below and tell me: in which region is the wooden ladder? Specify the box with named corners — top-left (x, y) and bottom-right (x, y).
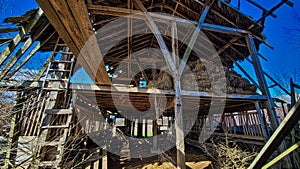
top-left (34, 38), bottom-right (76, 168)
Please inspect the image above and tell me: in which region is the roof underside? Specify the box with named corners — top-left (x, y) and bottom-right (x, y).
top-left (4, 0), bottom-right (264, 84)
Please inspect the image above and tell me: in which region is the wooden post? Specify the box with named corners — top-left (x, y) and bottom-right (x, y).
top-left (174, 78), bottom-right (185, 169)
top-left (144, 119), bottom-right (147, 137)
top-left (290, 78), bottom-right (296, 107)
top-left (127, 0), bottom-right (132, 79)
top-left (137, 117), bottom-right (143, 137)
top-left (153, 95), bottom-right (159, 151)
top-left (246, 34), bottom-right (292, 168)
top-left (255, 102), bottom-right (269, 140)
top-left (172, 20), bottom-right (185, 169)
top-left (102, 149), bottom-right (108, 169)
top-left (245, 34), bottom-right (279, 130)
top-left (132, 120), bottom-right (135, 136)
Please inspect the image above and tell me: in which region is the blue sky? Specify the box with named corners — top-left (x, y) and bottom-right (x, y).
top-left (0, 0), bottom-right (299, 86)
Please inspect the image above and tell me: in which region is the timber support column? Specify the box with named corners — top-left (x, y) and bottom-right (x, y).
top-left (246, 34), bottom-right (279, 130)
top-left (246, 34), bottom-right (292, 168)
top-left (174, 76), bottom-right (185, 169)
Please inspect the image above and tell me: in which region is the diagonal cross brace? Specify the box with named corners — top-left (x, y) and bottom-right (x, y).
top-left (178, 2), bottom-right (213, 77)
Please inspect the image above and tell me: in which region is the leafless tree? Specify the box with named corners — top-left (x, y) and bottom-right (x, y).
top-left (272, 68), bottom-right (300, 103)
top-left (286, 15), bottom-right (300, 47)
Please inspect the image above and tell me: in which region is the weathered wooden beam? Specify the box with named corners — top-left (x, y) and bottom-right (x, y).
top-left (36, 0), bottom-right (111, 85)
top-left (172, 21), bottom-right (179, 68)
top-left (178, 4), bottom-right (211, 77)
top-left (0, 8), bottom-right (43, 66)
top-left (249, 100), bottom-right (300, 169)
top-left (128, 0), bottom-right (133, 79)
top-left (4, 92), bottom-right (23, 168)
top-left (0, 27), bottom-right (20, 33)
top-left (171, 20), bottom-right (186, 168)
top-left (246, 34), bottom-right (292, 168)
top-left (102, 148), bottom-right (108, 169)
top-left (133, 0), bottom-right (177, 74)
top-left (70, 83), bottom-right (268, 100)
top-left (202, 23), bottom-right (250, 36)
top-left (174, 78), bottom-right (185, 169)
top-left (262, 140), bottom-right (300, 169)
top-left (246, 0), bottom-right (277, 18)
top-left (88, 4), bottom-right (251, 37)
top-left (245, 34), bottom-right (279, 130)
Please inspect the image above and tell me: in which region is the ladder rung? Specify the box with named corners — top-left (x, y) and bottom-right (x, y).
top-left (45, 78), bottom-right (69, 81)
top-left (39, 161), bottom-right (59, 167)
top-left (45, 109), bottom-right (73, 115)
top-left (41, 125), bottom-right (69, 129)
top-left (56, 43), bottom-right (68, 46)
top-left (54, 51), bottom-right (73, 55)
top-left (42, 141), bottom-right (65, 146)
top-left (49, 69), bottom-right (71, 72)
top-left (52, 60), bottom-right (74, 63)
top-left (43, 88), bottom-right (66, 91)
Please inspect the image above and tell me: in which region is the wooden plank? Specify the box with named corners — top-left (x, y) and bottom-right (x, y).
top-left (262, 141), bottom-right (300, 169)
top-left (45, 109), bottom-right (73, 115)
top-left (36, 0), bottom-right (79, 55)
top-left (249, 100), bottom-right (300, 169)
top-left (0, 8), bottom-right (43, 66)
top-left (212, 132), bottom-right (265, 141)
top-left (49, 0), bottom-right (100, 83)
top-left (68, 0), bottom-right (110, 85)
top-left (0, 27), bottom-right (20, 33)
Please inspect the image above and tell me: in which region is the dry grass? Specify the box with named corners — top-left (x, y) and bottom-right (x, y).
top-left (199, 138), bottom-right (257, 169)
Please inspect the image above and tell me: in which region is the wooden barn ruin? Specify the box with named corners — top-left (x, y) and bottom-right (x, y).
top-left (0, 0), bottom-right (299, 168)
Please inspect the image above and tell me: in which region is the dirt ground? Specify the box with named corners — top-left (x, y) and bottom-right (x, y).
top-left (108, 146), bottom-right (213, 169)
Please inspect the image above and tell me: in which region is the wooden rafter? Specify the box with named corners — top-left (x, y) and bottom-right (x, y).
top-left (4, 32), bottom-right (56, 80)
top-left (0, 8), bottom-right (43, 66)
top-left (133, 0), bottom-right (177, 75)
top-left (0, 24), bottom-right (52, 80)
